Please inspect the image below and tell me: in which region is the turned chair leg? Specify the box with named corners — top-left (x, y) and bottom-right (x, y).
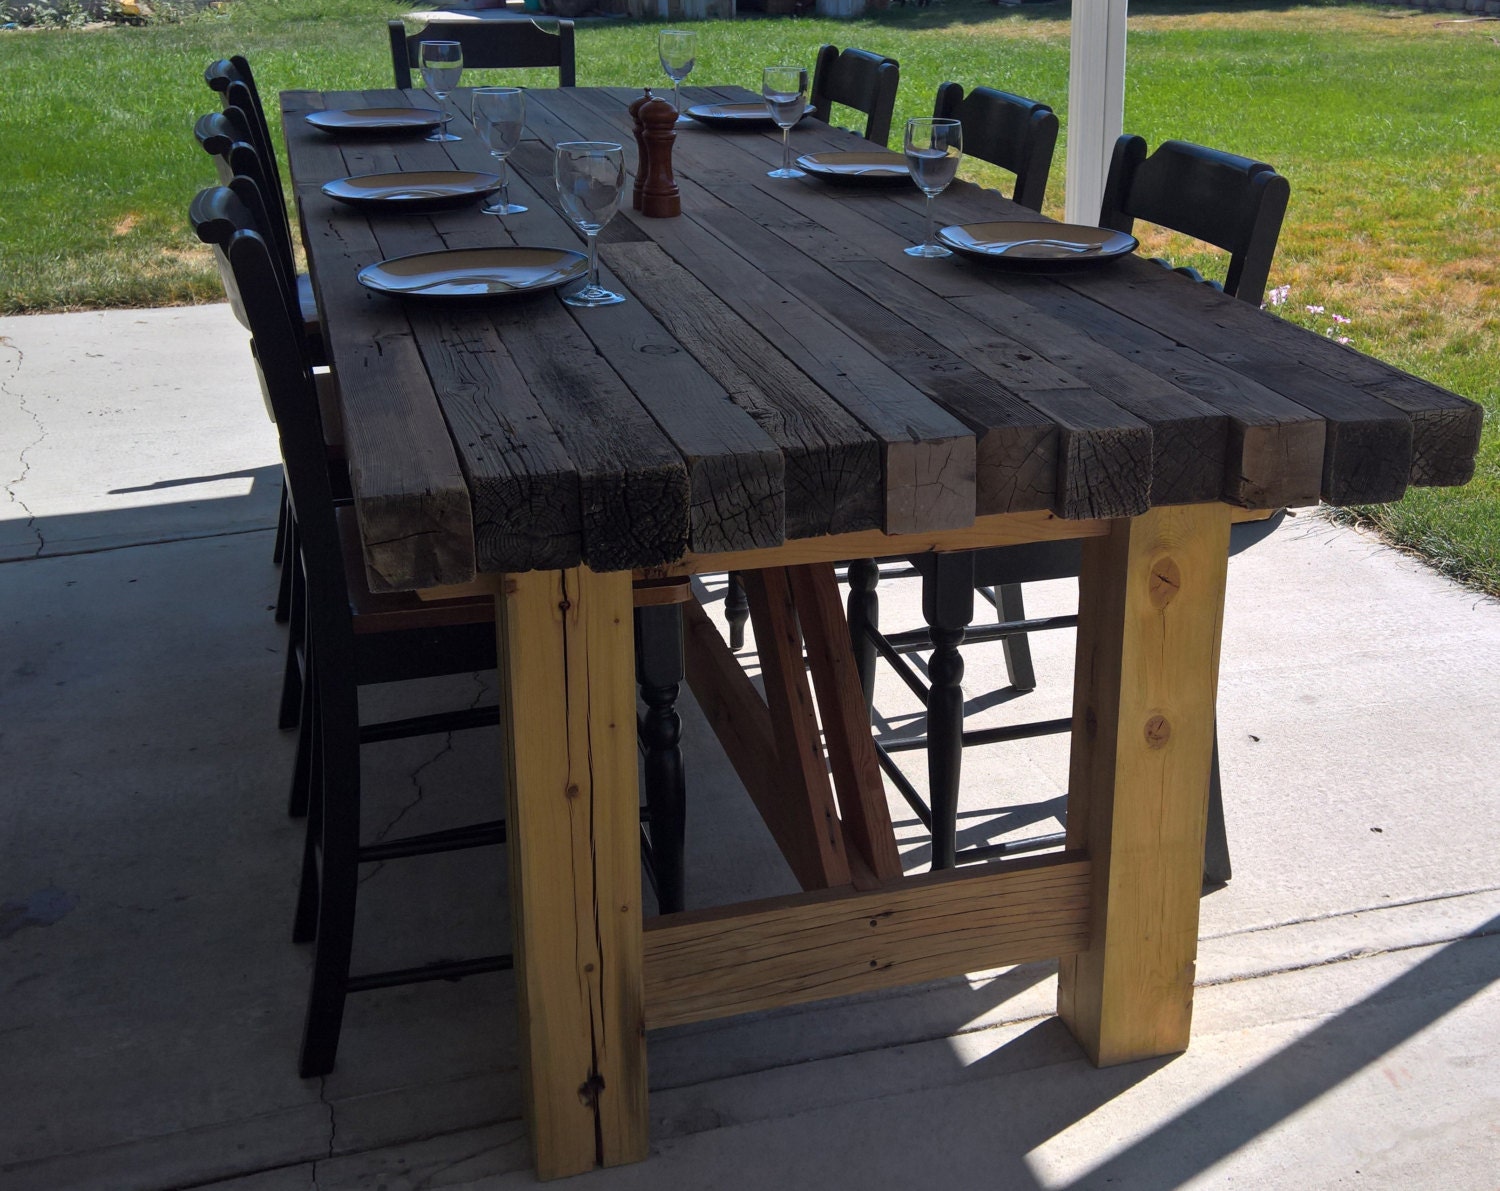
top-left (845, 558), bottom-right (880, 715)
top-left (636, 604), bottom-right (686, 914)
top-left (924, 553), bottom-right (975, 872)
top-left (724, 572), bottom-right (750, 652)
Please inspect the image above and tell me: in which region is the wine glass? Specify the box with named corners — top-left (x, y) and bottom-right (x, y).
top-left (904, 117), bottom-right (963, 258)
top-left (762, 65), bottom-right (808, 179)
top-left (472, 87), bottom-right (527, 216)
top-left (658, 29), bottom-right (697, 127)
top-left (419, 40), bottom-right (463, 143)
top-left (555, 141), bottom-right (626, 308)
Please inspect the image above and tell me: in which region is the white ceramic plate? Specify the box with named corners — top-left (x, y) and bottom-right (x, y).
top-left (322, 171), bottom-right (502, 212)
top-left (305, 107), bottom-right (444, 136)
top-left (357, 247), bottom-right (589, 299)
top-left (795, 150), bottom-right (909, 185)
top-left (684, 102), bottom-right (814, 129)
top-left (936, 221), bottom-right (1138, 269)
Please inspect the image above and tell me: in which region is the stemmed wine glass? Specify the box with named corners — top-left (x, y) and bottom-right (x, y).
top-left (419, 40), bottom-right (463, 143)
top-left (555, 141), bottom-right (626, 308)
top-left (658, 29), bottom-right (697, 127)
top-left (762, 65), bottom-right (808, 179)
top-left (472, 87), bottom-right (527, 216)
top-left (903, 117), bottom-right (963, 257)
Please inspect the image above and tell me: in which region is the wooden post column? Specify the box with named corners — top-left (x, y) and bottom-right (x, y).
top-left (1058, 503), bottom-right (1231, 1066)
top-left (496, 567), bottom-right (648, 1179)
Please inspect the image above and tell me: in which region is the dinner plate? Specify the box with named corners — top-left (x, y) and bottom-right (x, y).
top-left (684, 101), bottom-right (814, 130)
top-left (795, 150), bottom-right (910, 185)
top-left (305, 107), bottom-right (445, 136)
top-left (936, 221), bottom-right (1138, 269)
top-left (321, 171), bottom-right (502, 212)
top-left (357, 247), bottom-right (589, 299)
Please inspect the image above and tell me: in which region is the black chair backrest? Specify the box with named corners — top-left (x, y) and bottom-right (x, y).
top-left (193, 110), bottom-right (300, 304)
top-left (388, 17), bottom-right (576, 90)
top-left (932, 83), bottom-right (1058, 213)
top-left (1099, 135), bottom-right (1290, 305)
top-left (204, 58), bottom-right (286, 199)
top-left (810, 44), bottom-right (899, 146)
top-left (190, 185), bottom-right (354, 675)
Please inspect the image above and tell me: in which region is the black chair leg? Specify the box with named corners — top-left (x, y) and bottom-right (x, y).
top-left (288, 615), bottom-right (315, 818)
top-left (292, 663), bottom-right (323, 943)
top-left (845, 557), bottom-right (880, 714)
top-left (636, 604), bottom-right (686, 914)
top-left (298, 686), bottom-right (360, 1079)
top-left (924, 553), bottom-right (974, 872)
top-left (1203, 726), bottom-right (1232, 886)
top-left (274, 496), bottom-right (294, 622)
top-left (278, 557), bottom-right (305, 731)
top-left (995, 582), bottom-right (1037, 692)
top-left (724, 572), bottom-right (750, 652)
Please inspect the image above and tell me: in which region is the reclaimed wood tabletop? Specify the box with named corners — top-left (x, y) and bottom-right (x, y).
top-left (281, 84), bottom-right (1479, 593)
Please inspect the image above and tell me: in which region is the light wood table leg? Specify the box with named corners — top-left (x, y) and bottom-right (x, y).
top-left (496, 567), bottom-right (648, 1179)
top-left (1058, 504), bottom-right (1231, 1066)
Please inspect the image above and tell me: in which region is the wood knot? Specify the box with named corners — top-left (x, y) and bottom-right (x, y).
top-left (1144, 715), bottom-right (1171, 748)
top-left (577, 1072), bottom-right (606, 1108)
top-left (565, 783), bottom-right (581, 800)
top-left (1148, 557), bottom-right (1182, 609)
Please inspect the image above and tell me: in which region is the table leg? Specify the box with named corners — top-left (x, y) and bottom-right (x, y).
top-left (1057, 504), bottom-right (1231, 1066)
top-left (496, 567), bottom-right (648, 1179)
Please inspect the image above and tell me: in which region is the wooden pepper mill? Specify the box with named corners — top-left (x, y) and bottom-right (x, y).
top-left (629, 89), bottom-right (654, 212)
top-left (637, 94), bottom-right (682, 219)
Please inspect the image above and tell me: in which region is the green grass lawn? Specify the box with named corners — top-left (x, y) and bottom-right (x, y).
top-left (1, 0), bottom-right (1494, 592)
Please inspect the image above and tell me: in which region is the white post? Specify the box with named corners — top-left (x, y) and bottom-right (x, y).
top-left (1065, 0), bottom-right (1128, 225)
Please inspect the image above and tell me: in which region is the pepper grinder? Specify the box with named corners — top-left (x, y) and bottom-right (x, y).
top-left (629, 88), bottom-right (655, 212)
top-left (638, 94), bottom-right (682, 219)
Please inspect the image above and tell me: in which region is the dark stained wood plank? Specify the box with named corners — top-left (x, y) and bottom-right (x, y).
top-left (595, 182), bottom-right (977, 536)
top-left (1099, 265), bottom-right (1483, 490)
top-left (1058, 267), bottom-right (1415, 505)
top-left (283, 94), bottom-right (478, 591)
top-left (600, 239), bottom-right (882, 540)
top-left (546, 87), bottom-right (982, 532)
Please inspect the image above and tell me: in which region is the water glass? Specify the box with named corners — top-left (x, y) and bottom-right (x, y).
top-left (472, 87), bottom-right (527, 215)
top-left (419, 40), bottom-right (463, 143)
top-left (555, 141), bottom-right (626, 308)
top-left (904, 117), bottom-right (963, 258)
top-left (762, 65), bottom-right (808, 179)
top-left (658, 29), bottom-right (697, 126)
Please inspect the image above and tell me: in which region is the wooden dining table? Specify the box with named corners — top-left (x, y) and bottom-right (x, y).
top-left (279, 83), bottom-right (1481, 1180)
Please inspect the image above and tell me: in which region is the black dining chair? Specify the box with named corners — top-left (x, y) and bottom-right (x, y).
top-left (810, 44), bottom-right (900, 146)
top-left (192, 182), bottom-right (687, 1076)
top-left (1100, 134), bottom-right (1291, 306)
top-left (194, 114), bottom-right (336, 707)
top-left (387, 17), bottom-right (576, 91)
top-left (203, 59), bottom-right (324, 364)
top-left (846, 135), bottom-right (1292, 882)
top-left (932, 82), bottom-right (1058, 213)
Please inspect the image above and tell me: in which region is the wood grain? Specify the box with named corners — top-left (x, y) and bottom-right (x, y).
top-left (1057, 504), bottom-right (1231, 1066)
top-left (496, 567), bottom-right (647, 1177)
top-left (644, 853), bottom-right (1091, 1028)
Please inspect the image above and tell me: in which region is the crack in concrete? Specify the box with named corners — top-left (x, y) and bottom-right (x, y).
top-left (310, 1073), bottom-right (335, 1188)
top-left (360, 674), bottom-right (495, 887)
top-left (0, 335), bottom-right (46, 558)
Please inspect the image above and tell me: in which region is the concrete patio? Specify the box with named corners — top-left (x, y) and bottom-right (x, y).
top-left (2, 303), bottom-right (1498, 1190)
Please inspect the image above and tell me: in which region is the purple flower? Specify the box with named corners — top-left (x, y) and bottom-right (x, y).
top-left (1332, 313), bottom-right (1352, 324)
top-left (1306, 304), bottom-right (1325, 314)
top-left (1267, 284), bottom-right (1290, 307)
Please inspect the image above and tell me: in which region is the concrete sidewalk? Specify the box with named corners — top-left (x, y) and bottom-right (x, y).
top-left (2, 305), bottom-right (1497, 1190)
